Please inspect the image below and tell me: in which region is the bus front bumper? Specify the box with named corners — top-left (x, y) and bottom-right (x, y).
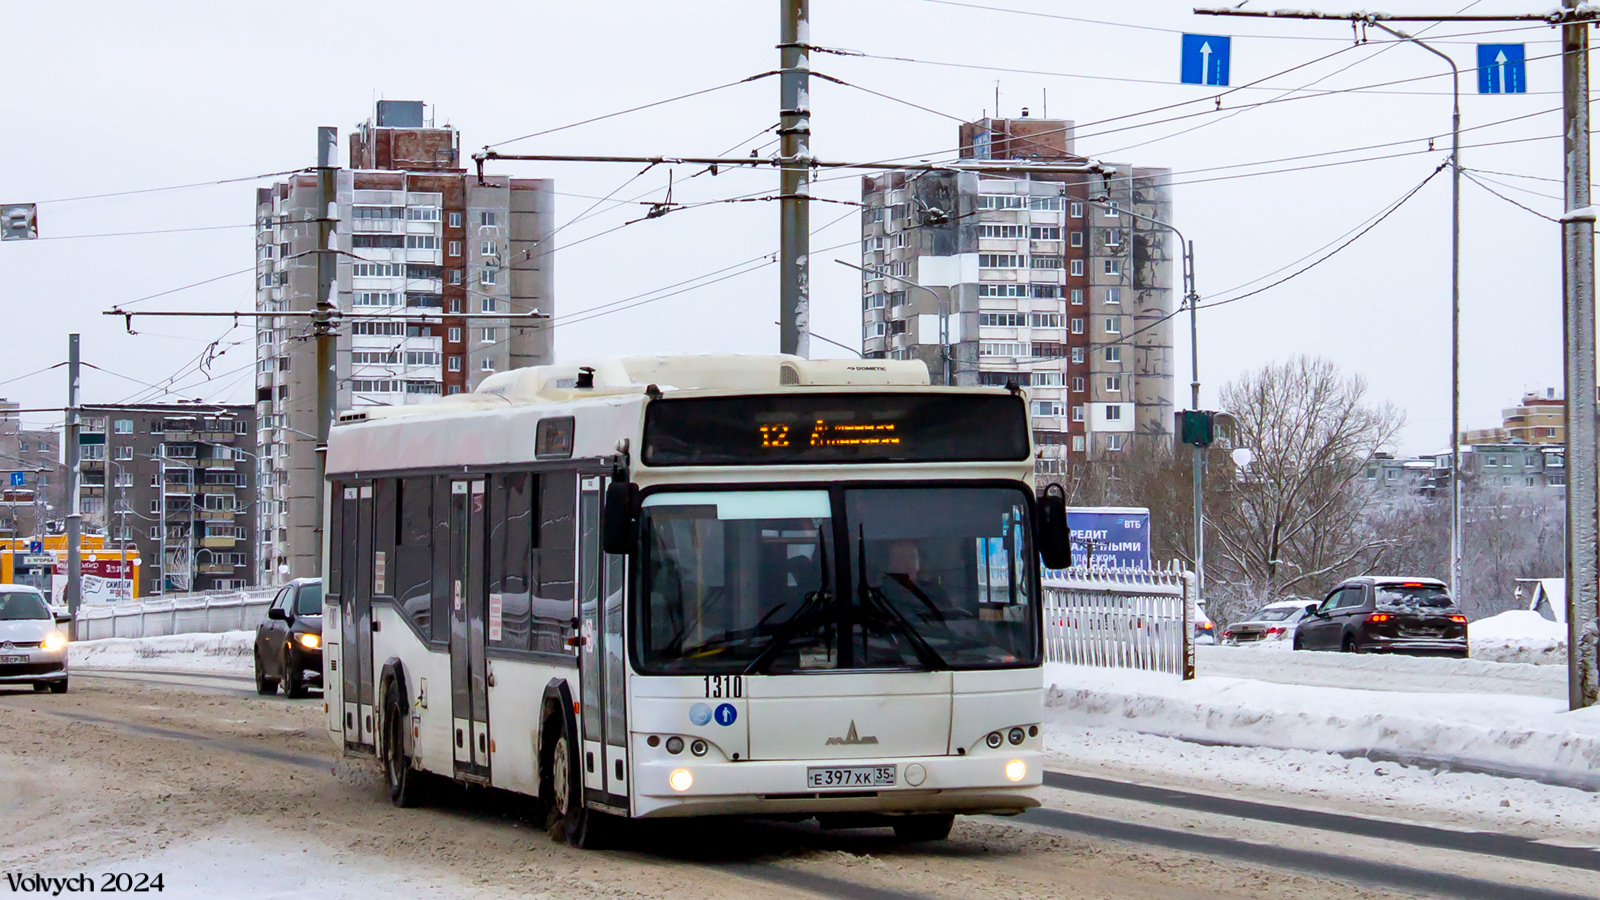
top-left (632, 750), bottom-right (1042, 819)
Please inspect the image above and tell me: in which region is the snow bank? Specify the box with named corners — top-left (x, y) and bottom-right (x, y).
top-left (1045, 663), bottom-right (1600, 791)
top-left (1471, 610), bottom-right (1566, 641)
top-left (1196, 644), bottom-right (1564, 698)
top-left (69, 631), bottom-right (254, 675)
top-left (1468, 610), bottom-right (1567, 666)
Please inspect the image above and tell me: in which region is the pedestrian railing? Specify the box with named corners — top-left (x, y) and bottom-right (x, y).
top-left (1042, 563), bottom-right (1196, 678)
top-left (72, 586), bottom-right (279, 641)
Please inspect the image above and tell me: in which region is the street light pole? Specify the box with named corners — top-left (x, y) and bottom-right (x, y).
top-left (1087, 199), bottom-right (1202, 592)
top-left (834, 260), bottom-right (950, 383)
top-left (1363, 19), bottom-right (1465, 624)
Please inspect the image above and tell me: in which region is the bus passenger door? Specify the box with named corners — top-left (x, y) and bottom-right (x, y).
top-left (450, 479), bottom-right (491, 778)
top-left (339, 485), bottom-right (375, 750)
top-left (578, 475), bottom-right (629, 809)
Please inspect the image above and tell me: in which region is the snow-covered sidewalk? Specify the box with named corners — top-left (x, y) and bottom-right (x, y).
top-left (1045, 662), bottom-right (1600, 792)
top-left (68, 631), bottom-right (254, 675)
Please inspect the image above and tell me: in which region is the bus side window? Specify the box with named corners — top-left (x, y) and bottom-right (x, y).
top-left (328, 481), bottom-right (344, 598)
top-left (373, 479), bottom-right (397, 597)
top-left (533, 471), bottom-right (576, 655)
top-left (396, 477), bottom-right (433, 641)
top-left (489, 472), bottom-right (535, 652)
top-left (429, 476), bottom-right (452, 646)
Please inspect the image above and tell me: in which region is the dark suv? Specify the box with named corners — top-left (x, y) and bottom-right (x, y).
top-left (1294, 576), bottom-right (1467, 657)
top-left (254, 578), bottom-right (323, 697)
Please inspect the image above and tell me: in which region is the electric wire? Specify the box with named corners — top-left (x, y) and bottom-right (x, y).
top-left (907, 0), bottom-right (1555, 43)
top-left (1199, 158), bottom-right (1453, 312)
top-left (1463, 169), bottom-right (1560, 221)
top-left (483, 73), bottom-right (778, 149)
top-left (37, 168), bottom-right (311, 205)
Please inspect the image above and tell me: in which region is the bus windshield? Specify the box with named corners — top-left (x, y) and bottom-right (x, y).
top-left (637, 486), bottom-right (1039, 674)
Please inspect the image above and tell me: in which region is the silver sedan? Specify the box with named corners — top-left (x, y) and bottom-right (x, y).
top-left (0, 586), bottom-right (69, 693)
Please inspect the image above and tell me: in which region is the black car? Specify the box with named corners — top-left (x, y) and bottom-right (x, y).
top-left (1294, 576), bottom-right (1468, 657)
top-left (254, 578), bottom-right (323, 697)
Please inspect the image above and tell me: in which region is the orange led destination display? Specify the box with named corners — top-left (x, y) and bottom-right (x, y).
top-left (645, 394), bottom-right (1027, 466)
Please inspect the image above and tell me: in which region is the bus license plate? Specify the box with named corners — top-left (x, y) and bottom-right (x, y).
top-left (807, 765), bottom-right (896, 789)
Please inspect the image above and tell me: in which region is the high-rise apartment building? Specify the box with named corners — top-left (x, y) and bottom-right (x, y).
top-left (0, 401), bottom-right (62, 538)
top-left (255, 101), bottom-right (555, 583)
top-left (860, 116), bottom-right (1174, 475)
top-left (75, 404), bottom-right (256, 594)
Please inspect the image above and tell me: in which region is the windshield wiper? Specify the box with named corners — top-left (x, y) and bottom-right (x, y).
top-left (744, 538), bottom-right (833, 675)
top-left (855, 526), bottom-right (947, 670)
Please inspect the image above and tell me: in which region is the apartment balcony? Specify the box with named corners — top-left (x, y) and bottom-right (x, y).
top-left (195, 458), bottom-right (235, 470)
top-left (352, 219), bottom-right (405, 234)
top-left (202, 536), bottom-right (237, 550)
top-left (200, 484), bottom-right (237, 495)
top-left (199, 508), bottom-right (236, 522)
top-left (199, 563), bottom-right (237, 575)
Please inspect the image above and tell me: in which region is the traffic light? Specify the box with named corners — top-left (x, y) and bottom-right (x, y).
top-left (1180, 410), bottom-right (1214, 447)
top-left (1, 204), bottom-right (38, 241)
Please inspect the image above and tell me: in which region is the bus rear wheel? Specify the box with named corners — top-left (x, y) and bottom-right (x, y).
top-left (383, 691), bottom-right (424, 808)
top-left (893, 813), bottom-right (955, 842)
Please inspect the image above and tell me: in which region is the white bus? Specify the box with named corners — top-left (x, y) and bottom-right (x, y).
top-left (322, 354), bottom-right (1071, 846)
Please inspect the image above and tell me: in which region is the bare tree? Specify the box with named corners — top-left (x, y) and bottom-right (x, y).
top-left (1209, 356), bottom-right (1403, 605)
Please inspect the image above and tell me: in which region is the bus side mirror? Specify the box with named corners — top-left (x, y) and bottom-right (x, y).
top-left (1037, 489), bottom-right (1072, 570)
top-left (603, 481), bottom-right (639, 555)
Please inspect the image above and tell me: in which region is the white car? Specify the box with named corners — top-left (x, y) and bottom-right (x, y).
top-left (1222, 599), bottom-right (1316, 645)
top-left (0, 585), bottom-right (69, 693)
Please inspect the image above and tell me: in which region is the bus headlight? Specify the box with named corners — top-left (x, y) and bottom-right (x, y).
top-left (41, 632), bottom-right (67, 652)
top-left (669, 768), bottom-right (693, 792)
top-left (1005, 759), bottom-right (1027, 782)
top-left (298, 633), bottom-right (321, 650)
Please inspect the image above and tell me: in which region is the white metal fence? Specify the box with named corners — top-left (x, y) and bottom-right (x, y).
top-left (71, 587), bottom-right (279, 640)
top-left (1043, 564), bottom-right (1196, 678)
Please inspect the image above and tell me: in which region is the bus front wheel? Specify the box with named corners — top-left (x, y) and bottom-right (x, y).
top-left (548, 715), bottom-right (611, 849)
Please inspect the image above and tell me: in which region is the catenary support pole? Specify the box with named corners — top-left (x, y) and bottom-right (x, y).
top-left (779, 0), bottom-right (811, 357)
top-left (1561, 1), bottom-right (1599, 710)
top-left (63, 334), bottom-right (81, 638)
top-left (1186, 241), bottom-right (1203, 604)
top-left (313, 126), bottom-right (338, 580)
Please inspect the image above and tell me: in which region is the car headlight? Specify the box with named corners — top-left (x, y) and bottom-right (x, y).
top-left (1005, 759), bottom-right (1027, 782)
top-left (297, 633), bottom-right (321, 650)
top-left (669, 768), bottom-right (693, 792)
top-left (41, 632), bottom-right (67, 652)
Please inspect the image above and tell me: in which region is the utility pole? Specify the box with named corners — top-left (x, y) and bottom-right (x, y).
top-left (62, 334), bottom-right (80, 638)
top-left (779, 0), bottom-right (811, 357)
top-left (1560, 0), bottom-right (1599, 710)
top-left (313, 126), bottom-right (338, 579)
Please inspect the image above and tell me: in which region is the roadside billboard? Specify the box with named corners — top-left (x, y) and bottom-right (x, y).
top-left (1067, 507), bottom-right (1151, 569)
top-left (50, 557), bottom-right (136, 604)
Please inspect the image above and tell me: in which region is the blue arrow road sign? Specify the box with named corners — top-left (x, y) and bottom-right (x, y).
top-left (8, 472), bottom-right (22, 487)
top-left (1182, 34), bottom-right (1231, 86)
top-left (1477, 44), bottom-right (1526, 94)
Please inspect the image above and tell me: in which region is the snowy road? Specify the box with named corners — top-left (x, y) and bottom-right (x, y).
top-left (1, 672), bottom-right (1594, 899)
top-left (1197, 644), bottom-right (1566, 699)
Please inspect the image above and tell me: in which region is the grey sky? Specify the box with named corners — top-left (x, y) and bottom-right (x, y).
top-left (0, 0), bottom-right (1578, 453)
